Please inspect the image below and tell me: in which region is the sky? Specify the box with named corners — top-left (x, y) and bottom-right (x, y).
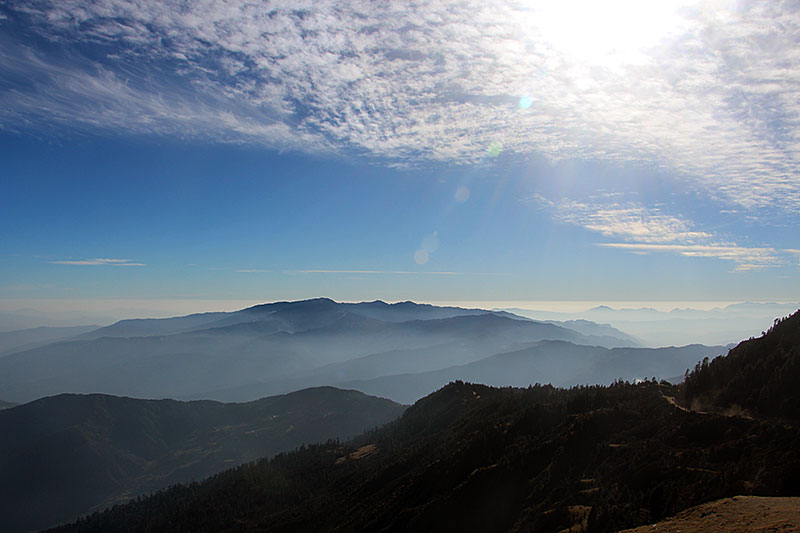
top-left (0, 0), bottom-right (799, 318)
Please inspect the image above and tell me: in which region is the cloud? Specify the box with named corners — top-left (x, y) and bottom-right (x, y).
top-left (295, 269), bottom-right (386, 274)
top-left (597, 243), bottom-right (782, 271)
top-left (290, 269), bottom-right (458, 275)
top-left (535, 195), bottom-right (713, 244)
top-left (50, 258), bottom-right (146, 266)
top-left (0, 1), bottom-right (798, 211)
top-left (535, 194), bottom-right (790, 270)
top-left (234, 269), bottom-right (271, 273)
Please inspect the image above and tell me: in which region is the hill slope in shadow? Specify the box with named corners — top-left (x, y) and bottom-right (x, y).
top-left (0, 387), bottom-right (405, 532)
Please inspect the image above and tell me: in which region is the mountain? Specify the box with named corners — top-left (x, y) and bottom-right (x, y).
top-left (504, 302), bottom-right (800, 347)
top-left (0, 399), bottom-right (16, 410)
top-left (0, 387), bottom-right (405, 533)
top-left (80, 299), bottom-right (524, 340)
top-left (0, 309), bottom-right (112, 332)
top-left (0, 325), bottom-right (99, 356)
top-left (500, 311), bottom-right (642, 346)
top-left (337, 341), bottom-right (727, 404)
top-left (52, 380), bottom-right (800, 532)
top-left (342, 300), bottom-right (528, 323)
top-left (80, 312), bottom-right (228, 339)
top-left (542, 319), bottom-right (642, 346)
top-left (52, 311), bottom-right (800, 532)
top-left (0, 300), bottom-right (633, 403)
top-left (684, 309), bottom-right (800, 420)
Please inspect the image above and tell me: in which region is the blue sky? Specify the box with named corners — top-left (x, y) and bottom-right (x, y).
top-left (1, 0), bottom-right (798, 314)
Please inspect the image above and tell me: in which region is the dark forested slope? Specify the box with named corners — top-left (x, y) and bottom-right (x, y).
top-left (684, 309), bottom-right (800, 420)
top-left (0, 387), bottom-right (405, 532)
top-left (54, 383), bottom-right (800, 532)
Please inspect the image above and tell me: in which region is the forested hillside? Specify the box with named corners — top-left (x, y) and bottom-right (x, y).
top-left (684, 309), bottom-right (800, 420)
top-left (0, 387), bottom-right (404, 532)
top-left (55, 381), bottom-right (800, 532)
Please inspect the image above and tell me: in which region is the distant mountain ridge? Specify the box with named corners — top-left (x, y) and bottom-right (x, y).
top-left (336, 340), bottom-right (727, 404)
top-left (82, 298), bottom-right (529, 339)
top-left (0, 387), bottom-right (405, 532)
top-left (0, 325), bottom-right (100, 356)
top-left (541, 319), bottom-right (642, 346)
top-left (0, 299), bottom-right (644, 404)
top-left (504, 301), bottom-right (800, 346)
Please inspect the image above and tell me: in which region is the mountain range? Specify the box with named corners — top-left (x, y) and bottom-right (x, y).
top-left (50, 309), bottom-right (800, 532)
top-left (0, 298), bottom-right (660, 402)
top-left (504, 301), bottom-right (800, 347)
top-left (335, 340), bottom-right (726, 404)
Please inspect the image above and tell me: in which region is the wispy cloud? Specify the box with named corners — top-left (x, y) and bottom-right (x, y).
top-left (234, 269), bottom-right (271, 273)
top-left (597, 243), bottom-right (782, 271)
top-left (1, 1), bottom-right (799, 211)
top-left (535, 195), bottom-right (789, 270)
top-left (289, 269), bottom-right (459, 276)
top-left (50, 258), bottom-right (146, 266)
top-left (294, 269), bottom-right (386, 275)
top-left (535, 195), bottom-right (713, 244)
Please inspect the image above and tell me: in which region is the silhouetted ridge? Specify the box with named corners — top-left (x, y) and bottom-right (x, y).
top-left (684, 309), bottom-right (800, 420)
top-left (0, 388), bottom-right (405, 532)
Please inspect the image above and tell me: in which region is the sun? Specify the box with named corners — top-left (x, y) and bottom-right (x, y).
top-left (524, 0), bottom-right (698, 69)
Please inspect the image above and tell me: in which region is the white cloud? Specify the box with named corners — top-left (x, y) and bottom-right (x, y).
top-left (50, 258), bottom-right (146, 266)
top-left (536, 196), bottom-right (713, 244)
top-left (1, 1), bottom-right (799, 210)
top-left (535, 195), bottom-right (791, 270)
top-left (294, 269), bottom-right (387, 274)
top-left (597, 243), bottom-right (781, 271)
top-left (290, 269), bottom-right (458, 275)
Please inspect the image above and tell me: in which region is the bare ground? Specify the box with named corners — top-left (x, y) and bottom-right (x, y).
top-left (620, 496), bottom-right (800, 532)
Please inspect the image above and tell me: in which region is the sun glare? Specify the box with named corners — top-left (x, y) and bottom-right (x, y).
top-left (526, 0), bottom-right (698, 69)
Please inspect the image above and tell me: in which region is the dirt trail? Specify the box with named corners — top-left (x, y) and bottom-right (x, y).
top-left (620, 496), bottom-right (800, 532)
top-left (661, 393), bottom-right (755, 420)
top-left (661, 394), bottom-right (692, 413)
